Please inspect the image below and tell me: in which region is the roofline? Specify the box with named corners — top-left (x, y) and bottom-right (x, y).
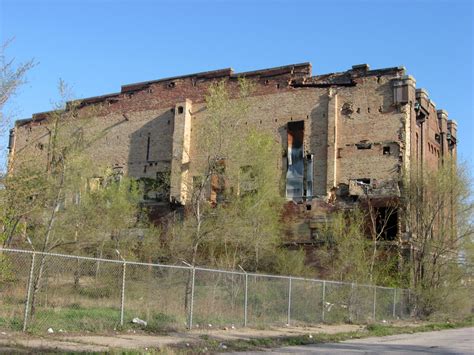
top-left (121, 68), bottom-right (234, 93)
top-left (14, 63), bottom-right (407, 126)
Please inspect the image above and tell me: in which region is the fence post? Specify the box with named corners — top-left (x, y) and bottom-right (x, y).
top-left (392, 288), bottom-right (397, 318)
top-left (120, 262), bottom-right (126, 326)
top-left (321, 281), bottom-right (326, 322)
top-left (244, 273), bottom-right (248, 327)
top-left (23, 252), bottom-right (36, 332)
top-left (287, 277), bottom-right (292, 325)
top-left (188, 267), bottom-right (196, 330)
top-left (372, 286), bottom-right (377, 321)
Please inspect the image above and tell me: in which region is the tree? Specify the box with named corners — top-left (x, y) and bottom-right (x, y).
top-left (315, 209), bottom-right (372, 283)
top-left (1, 80), bottom-right (156, 317)
top-left (0, 39), bottom-right (35, 168)
top-left (402, 160), bottom-right (473, 318)
top-left (162, 79), bottom-right (311, 314)
top-left (166, 79), bottom-right (286, 270)
top-left (360, 190), bottom-right (400, 284)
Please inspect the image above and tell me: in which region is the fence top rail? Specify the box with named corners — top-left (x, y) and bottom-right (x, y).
top-left (0, 247), bottom-right (191, 270)
top-left (0, 247), bottom-right (406, 292)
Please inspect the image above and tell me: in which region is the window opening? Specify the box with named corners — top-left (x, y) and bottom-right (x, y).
top-left (286, 121), bottom-right (304, 200)
top-left (146, 136), bottom-right (151, 161)
top-left (356, 141), bottom-right (372, 149)
top-left (210, 159), bottom-right (226, 205)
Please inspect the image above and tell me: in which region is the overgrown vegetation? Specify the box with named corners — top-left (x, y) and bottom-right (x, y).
top-left (0, 57), bottom-right (472, 331)
top-left (402, 160), bottom-right (473, 319)
top-left (163, 79), bottom-right (307, 275)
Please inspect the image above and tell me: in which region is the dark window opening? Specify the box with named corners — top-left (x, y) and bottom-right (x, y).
top-left (375, 207), bottom-right (398, 241)
top-left (383, 146), bottom-right (391, 155)
top-left (210, 159), bottom-right (226, 205)
top-left (7, 130), bottom-right (14, 151)
top-left (178, 106), bottom-right (184, 114)
top-left (356, 141), bottom-right (372, 150)
top-left (146, 136), bottom-right (151, 161)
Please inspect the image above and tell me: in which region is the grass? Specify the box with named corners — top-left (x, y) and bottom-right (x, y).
top-left (27, 306), bottom-right (121, 333)
top-left (0, 315), bottom-right (23, 331)
top-left (20, 305), bottom-right (184, 334)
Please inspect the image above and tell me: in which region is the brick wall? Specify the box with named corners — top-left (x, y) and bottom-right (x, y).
top-left (9, 63), bottom-right (457, 240)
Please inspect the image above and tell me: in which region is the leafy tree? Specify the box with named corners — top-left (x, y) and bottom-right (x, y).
top-left (315, 209), bottom-right (372, 283)
top-left (402, 159), bottom-right (473, 318)
top-left (1, 81), bottom-right (156, 316)
top-left (166, 79), bottom-right (283, 269)
top-left (162, 79), bottom-right (312, 313)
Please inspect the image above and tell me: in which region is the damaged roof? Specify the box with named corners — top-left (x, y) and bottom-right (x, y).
top-left (15, 63), bottom-right (406, 126)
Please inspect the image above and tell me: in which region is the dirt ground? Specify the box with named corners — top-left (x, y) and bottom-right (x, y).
top-left (1, 320), bottom-right (438, 353)
top-left (0, 323), bottom-right (366, 353)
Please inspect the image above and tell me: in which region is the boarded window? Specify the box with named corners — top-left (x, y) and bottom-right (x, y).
top-left (286, 121), bottom-right (304, 200)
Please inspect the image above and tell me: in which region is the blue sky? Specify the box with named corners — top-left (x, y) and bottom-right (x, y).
top-left (1, 0), bottom-right (473, 173)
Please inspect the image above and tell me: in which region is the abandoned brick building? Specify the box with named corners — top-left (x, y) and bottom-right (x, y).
top-left (8, 63), bottom-right (458, 246)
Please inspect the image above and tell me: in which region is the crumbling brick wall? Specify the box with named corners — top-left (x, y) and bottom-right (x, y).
top-left (8, 62), bottom-right (457, 241)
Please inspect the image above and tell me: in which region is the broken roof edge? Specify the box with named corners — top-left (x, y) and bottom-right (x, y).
top-left (13, 63), bottom-right (407, 127)
top-left (66, 63), bottom-right (405, 107)
top-left (121, 62), bottom-right (312, 93)
top-left (121, 68), bottom-right (234, 93)
top-left (233, 62), bottom-right (312, 78)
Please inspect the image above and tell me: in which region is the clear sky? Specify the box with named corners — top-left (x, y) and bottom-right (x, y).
top-left (1, 0), bottom-right (473, 173)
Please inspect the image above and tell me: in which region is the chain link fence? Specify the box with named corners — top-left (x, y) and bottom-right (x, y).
top-left (0, 248), bottom-right (413, 333)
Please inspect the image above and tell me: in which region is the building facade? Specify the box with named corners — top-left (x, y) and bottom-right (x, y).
top-left (8, 63), bottom-right (458, 243)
